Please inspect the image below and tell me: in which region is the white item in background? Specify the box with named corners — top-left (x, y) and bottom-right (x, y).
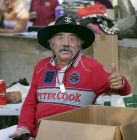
top-left (95, 93), bottom-right (134, 107)
top-left (96, 94), bottom-right (111, 105)
top-left (130, 0), bottom-right (137, 10)
top-left (110, 94), bottom-right (125, 107)
top-left (0, 125), bottom-right (17, 140)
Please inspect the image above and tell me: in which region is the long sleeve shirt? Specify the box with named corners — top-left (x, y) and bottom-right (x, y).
top-left (17, 52), bottom-right (131, 136)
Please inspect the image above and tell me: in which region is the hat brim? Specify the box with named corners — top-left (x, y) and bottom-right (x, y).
top-left (37, 24), bottom-right (95, 50)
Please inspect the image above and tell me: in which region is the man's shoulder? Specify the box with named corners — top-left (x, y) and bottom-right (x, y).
top-left (35, 56), bottom-right (52, 67)
top-left (82, 54), bottom-right (99, 63)
top-left (82, 54), bottom-right (104, 68)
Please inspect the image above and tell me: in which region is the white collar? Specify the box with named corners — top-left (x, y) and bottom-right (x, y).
top-left (50, 52), bottom-right (83, 68)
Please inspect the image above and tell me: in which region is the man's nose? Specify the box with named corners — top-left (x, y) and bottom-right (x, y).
top-left (62, 36), bottom-right (69, 45)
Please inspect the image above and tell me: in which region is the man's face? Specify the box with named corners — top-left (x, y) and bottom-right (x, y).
top-left (50, 32), bottom-right (81, 62)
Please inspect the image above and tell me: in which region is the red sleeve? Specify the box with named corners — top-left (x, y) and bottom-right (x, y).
top-left (92, 61), bottom-right (131, 96)
top-left (91, 61), bottom-right (131, 103)
top-left (17, 64), bottom-right (38, 136)
top-left (111, 77), bottom-right (131, 96)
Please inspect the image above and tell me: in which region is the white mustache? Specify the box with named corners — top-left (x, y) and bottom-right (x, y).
top-left (57, 45), bottom-right (75, 53)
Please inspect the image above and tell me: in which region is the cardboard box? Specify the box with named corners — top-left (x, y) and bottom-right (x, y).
top-left (93, 35), bottom-right (119, 72)
top-left (36, 105), bottom-right (137, 140)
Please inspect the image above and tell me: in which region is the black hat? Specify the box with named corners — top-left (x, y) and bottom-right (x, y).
top-left (37, 15), bottom-right (95, 50)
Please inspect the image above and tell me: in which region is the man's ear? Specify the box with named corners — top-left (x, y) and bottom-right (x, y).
top-left (49, 39), bottom-right (53, 49)
top-left (50, 44), bottom-right (53, 50)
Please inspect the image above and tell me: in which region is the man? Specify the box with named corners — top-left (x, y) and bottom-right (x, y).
top-left (4, 15), bottom-right (130, 139)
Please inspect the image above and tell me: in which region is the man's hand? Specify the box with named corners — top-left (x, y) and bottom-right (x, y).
top-left (109, 63), bottom-right (124, 90)
top-left (9, 128), bottom-right (27, 139)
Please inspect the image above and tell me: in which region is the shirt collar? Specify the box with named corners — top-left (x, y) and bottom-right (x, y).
top-left (50, 52), bottom-right (83, 68)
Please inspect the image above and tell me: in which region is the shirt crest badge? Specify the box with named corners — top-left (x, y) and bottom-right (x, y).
top-left (69, 71), bottom-right (80, 84)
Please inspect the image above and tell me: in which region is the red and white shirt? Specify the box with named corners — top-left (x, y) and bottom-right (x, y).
top-left (18, 52), bottom-right (131, 136)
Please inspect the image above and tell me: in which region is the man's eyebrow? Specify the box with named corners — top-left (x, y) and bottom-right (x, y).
top-left (52, 34), bottom-right (62, 39)
top-left (69, 33), bottom-right (78, 37)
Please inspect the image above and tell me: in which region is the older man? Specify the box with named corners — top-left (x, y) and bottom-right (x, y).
top-left (6, 15), bottom-right (131, 139)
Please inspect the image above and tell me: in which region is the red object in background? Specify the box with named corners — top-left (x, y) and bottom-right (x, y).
top-left (30, 0), bottom-right (58, 26)
top-left (0, 80), bottom-right (7, 105)
top-left (76, 2), bottom-right (106, 17)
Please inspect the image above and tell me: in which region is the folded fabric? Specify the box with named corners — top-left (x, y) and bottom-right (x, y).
top-left (88, 23), bottom-right (104, 34)
top-left (77, 2), bottom-right (106, 17)
top-left (80, 15), bottom-right (119, 35)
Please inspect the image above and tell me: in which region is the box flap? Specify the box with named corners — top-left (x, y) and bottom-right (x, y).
top-left (89, 105), bottom-right (137, 126)
top-left (36, 120), bottom-right (118, 140)
top-left (44, 106), bottom-right (90, 123)
top-left (42, 105), bottom-right (137, 126)
top-left (120, 121), bottom-right (137, 140)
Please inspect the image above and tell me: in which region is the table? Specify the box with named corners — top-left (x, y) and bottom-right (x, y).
top-left (0, 103), bottom-right (23, 116)
top-left (0, 103), bottom-right (23, 129)
top-left (0, 83), bottom-right (27, 129)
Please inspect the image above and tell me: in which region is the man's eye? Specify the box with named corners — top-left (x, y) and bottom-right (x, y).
top-left (56, 36), bottom-right (63, 40)
top-left (70, 37), bottom-right (77, 41)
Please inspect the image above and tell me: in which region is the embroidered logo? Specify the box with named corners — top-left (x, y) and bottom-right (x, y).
top-left (64, 16), bottom-right (72, 24)
top-left (69, 71), bottom-right (80, 84)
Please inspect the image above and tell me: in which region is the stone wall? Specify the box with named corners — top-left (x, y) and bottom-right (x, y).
top-left (0, 35), bottom-right (52, 85)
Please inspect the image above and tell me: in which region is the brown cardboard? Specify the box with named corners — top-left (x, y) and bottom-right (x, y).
top-left (93, 35), bottom-right (119, 72)
top-left (37, 120), bottom-right (119, 140)
top-left (120, 121), bottom-right (137, 140)
top-left (36, 105), bottom-right (137, 140)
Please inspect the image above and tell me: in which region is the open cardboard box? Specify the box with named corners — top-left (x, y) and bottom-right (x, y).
top-left (36, 105), bottom-right (137, 140)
